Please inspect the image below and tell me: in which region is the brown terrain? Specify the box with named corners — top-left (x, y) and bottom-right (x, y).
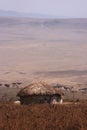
top-left (0, 17), bottom-right (87, 130)
top-left (0, 18), bottom-right (87, 89)
top-left (0, 17), bottom-right (87, 99)
top-left (0, 103), bottom-right (87, 130)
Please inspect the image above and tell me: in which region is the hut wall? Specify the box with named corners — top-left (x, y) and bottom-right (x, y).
top-left (20, 95), bottom-right (51, 104)
top-left (20, 94), bottom-right (62, 104)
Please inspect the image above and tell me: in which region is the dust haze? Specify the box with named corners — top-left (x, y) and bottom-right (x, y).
top-left (0, 17), bottom-right (87, 87)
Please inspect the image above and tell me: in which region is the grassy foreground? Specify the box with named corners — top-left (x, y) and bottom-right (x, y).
top-left (0, 103), bottom-right (87, 130)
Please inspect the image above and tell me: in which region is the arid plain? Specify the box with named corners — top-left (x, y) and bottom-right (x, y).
top-left (0, 17), bottom-right (87, 88)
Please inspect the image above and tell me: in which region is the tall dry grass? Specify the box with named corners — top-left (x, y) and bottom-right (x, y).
top-left (0, 103), bottom-right (87, 130)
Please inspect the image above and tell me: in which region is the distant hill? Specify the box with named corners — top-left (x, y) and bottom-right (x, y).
top-left (0, 10), bottom-right (67, 19)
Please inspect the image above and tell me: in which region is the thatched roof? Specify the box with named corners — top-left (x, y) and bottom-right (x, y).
top-left (17, 82), bottom-right (63, 97)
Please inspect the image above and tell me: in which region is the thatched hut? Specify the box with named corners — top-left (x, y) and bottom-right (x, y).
top-left (17, 82), bottom-right (63, 104)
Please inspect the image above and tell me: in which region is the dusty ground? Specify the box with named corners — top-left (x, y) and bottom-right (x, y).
top-left (0, 17), bottom-right (87, 88)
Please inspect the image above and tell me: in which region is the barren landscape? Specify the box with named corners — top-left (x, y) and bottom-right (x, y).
top-left (0, 17), bottom-right (87, 88)
top-left (0, 17), bottom-right (87, 130)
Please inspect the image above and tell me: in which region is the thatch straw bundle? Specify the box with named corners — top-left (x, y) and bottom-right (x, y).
top-left (17, 82), bottom-right (63, 96)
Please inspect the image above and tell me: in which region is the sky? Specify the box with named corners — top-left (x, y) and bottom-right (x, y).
top-left (0, 0), bottom-right (87, 18)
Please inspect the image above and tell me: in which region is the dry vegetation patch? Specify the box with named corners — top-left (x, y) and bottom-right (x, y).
top-left (0, 103), bottom-right (87, 130)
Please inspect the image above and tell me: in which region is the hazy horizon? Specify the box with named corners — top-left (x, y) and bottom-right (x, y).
top-left (0, 0), bottom-right (87, 18)
top-left (0, 9), bottom-right (87, 19)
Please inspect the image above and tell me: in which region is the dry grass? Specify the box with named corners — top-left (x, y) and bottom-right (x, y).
top-left (0, 103), bottom-right (87, 130)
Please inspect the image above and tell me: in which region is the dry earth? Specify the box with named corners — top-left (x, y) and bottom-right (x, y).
top-left (0, 17), bottom-right (87, 89)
